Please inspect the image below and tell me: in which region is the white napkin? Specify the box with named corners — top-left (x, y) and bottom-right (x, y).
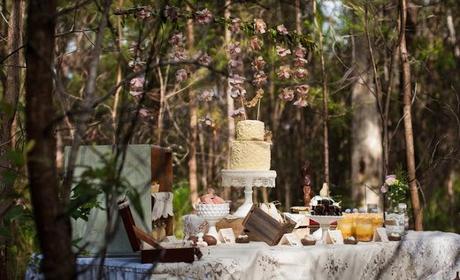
top-left (151, 192), bottom-right (174, 220)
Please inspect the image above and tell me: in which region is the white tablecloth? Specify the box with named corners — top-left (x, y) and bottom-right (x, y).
top-left (26, 231), bottom-right (460, 280)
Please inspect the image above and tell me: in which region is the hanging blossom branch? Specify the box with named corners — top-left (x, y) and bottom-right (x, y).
top-left (114, 5), bottom-right (316, 121)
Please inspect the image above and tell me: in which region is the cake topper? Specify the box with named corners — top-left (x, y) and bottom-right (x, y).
top-left (319, 182), bottom-right (330, 198)
top-left (301, 161), bottom-right (314, 207)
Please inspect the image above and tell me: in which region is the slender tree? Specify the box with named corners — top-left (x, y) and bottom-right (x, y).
top-left (186, 5), bottom-right (199, 205)
top-left (25, 0), bottom-right (75, 278)
top-left (399, 0), bottom-right (423, 230)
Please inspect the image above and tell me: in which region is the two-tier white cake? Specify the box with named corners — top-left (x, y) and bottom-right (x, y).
top-left (230, 120), bottom-right (271, 170)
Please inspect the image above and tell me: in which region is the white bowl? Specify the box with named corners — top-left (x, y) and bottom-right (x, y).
top-left (196, 203), bottom-right (230, 218)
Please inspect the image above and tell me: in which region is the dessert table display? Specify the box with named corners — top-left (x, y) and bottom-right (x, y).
top-left (26, 231), bottom-right (460, 280)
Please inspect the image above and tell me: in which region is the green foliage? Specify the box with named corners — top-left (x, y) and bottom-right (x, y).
top-left (172, 180), bottom-right (193, 238)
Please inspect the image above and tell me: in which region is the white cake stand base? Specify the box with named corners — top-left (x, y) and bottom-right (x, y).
top-left (233, 186), bottom-right (254, 217)
top-left (309, 215), bottom-right (343, 243)
top-left (221, 170), bottom-right (277, 218)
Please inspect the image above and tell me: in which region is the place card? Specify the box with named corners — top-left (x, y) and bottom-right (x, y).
top-left (325, 230), bottom-right (344, 245)
top-left (373, 227), bottom-right (389, 242)
top-left (218, 228), bottom-right (236, 244)
top-left (278, 233), bottom-right (302, 246)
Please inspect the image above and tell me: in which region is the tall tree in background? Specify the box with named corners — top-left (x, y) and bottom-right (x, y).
top-left (313, 0), bottom-right (330, 185)
top-left (223, 0), bottom-right (234, 201)
top-left (0, 0), bottom-right (24, 278)
top-left (350, 9), bottom-right (382, 207)
top-left (25, 0), bottom-right (75, 278)
top-left (399, 0), bottom-right (423, 230)
top-left (187, 5), bottom-right (199, 205)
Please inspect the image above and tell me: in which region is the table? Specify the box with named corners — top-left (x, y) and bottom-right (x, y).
top-left (26, 231), bottom-right (460, 280)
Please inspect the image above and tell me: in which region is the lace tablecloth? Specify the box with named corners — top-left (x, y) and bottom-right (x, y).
top-left (26, 231), bottom-right (460, 280)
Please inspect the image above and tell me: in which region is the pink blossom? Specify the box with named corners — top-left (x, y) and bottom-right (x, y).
top-left (293, 98), bottom-right (308, 107)
top-left (230, 18), bottom-right (241, 33)
top-left (228, 42), bottom-right (242, 58)
top-left (251, 56), bottom-right (266, 71)
top-left (139, 108), bottom-right (150, 118)
top-left (231, 107), bottom-right (246, 118)
top-left (171, 47), bottom-right (187, 61)
top-left (293, 57), bottom-right (308, 67)
top-left (198, 52), bottom-right (212, 66)
top-left (129, 75), bottom-right (145, 96)
top-left (277, 24), bottom-right (289, 35)
top-left (175, 69), bottom-right (188, 82)
top-left (200, 89), bottom-right (214, 102)
top-left (380, 184), bottom-right (389, 194)
top-left (195, 8), bottom-right (213, 24)
top-left (295, 84), bottom-right (310, 97)
top-left (279, 88), bottom-right (294, 101)
top-left (228, 58), bottom-right (243, 70)
top-left (294, 68), bottom-right (308, 79)
top-left (164, 5), bottom-right (178, 20)
top-left (277, 65), bottom-right (291, 80)
top-left (252, 71), bottom-right (268, 88)
top-left (135, 7), bottom-right (151, 19)
top-left (169, 33), bottom-right (184, 46)
top-left (276, 45), bottom-right (291, 57)
top-left (250, 37), bottom-right (263, 51)
top-left (294, 46), bottom-right (306, 58)
top-left (229, 75), bottom-right (246, 98)
top-left (254, 18), bottom-right (267, 34)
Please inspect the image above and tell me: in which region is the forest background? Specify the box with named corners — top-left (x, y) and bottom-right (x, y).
top-left (0, 0), bottom-right (459, 279)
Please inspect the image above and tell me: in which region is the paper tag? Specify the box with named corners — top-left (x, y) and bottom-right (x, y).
top-left (218, 228), bottom-right (236, 244)
top-left (325, 230), bottom-right (344, 244)
top-left (373, 227), bottom-right (389, 242)
top-left (278, 233), bottom-right (302, 246)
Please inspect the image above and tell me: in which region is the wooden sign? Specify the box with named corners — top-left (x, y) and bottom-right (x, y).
top-left (373, 227), bottom-right (389, 242)
top-left (325, 230), bottom-right (344, 245)
top-left (278, 233), bottom-right (302, 246)
top-left (218, 228), bottom-right (236, 244)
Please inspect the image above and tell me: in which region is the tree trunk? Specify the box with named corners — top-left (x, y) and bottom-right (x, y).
top-left (222, 0), bottom-right (234, 201)
top-left (313, 0), bottom-right (330, 185)
top-left (0, 1), bottom-right (24, 278)
top-left (25, 0), bottom-right (75, 278)
top-left (186, 6), bottom-right (199, 204)
top-left (399, 0), bottom-right (423, 231)
top-left (351, 21), bottom-right (382, 207)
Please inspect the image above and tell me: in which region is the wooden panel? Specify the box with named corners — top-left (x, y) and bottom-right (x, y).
top-left (151, 146), bottom-right (174, 236)
top-left (242, 205), bottom-right (295, 246)
top-left (151, 146), bottom-right (173, 192)
top-left (141, 247), bottom-right (201, 264)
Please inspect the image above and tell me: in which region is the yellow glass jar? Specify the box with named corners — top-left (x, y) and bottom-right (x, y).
top-left (355, 217), bottom-right (373, 242)
top-left (337, 218), bottom-right (354, 239)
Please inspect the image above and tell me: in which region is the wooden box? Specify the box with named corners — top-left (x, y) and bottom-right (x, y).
top-left (119, 199), bottom-right (202, 264)
top-left (242, 205), bottom-right (295, 246)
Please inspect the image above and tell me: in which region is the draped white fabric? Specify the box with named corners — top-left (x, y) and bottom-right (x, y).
top-left (26, 231), bottom-right (460, 280)
top-left (151, 192), bottom-right (174, 220)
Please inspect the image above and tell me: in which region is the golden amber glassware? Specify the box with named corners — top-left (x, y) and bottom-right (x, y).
top-left (355, 217), bottom-right (373, 242)
top-left (337, 218), bottom-right (354, 239)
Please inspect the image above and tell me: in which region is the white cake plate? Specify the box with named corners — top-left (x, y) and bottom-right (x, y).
top-left (221, 170), bottom-right (276, 218)
top-left (309, 215), bottom-right (343, 243)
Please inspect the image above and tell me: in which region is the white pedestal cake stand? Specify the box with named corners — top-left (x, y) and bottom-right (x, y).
top-left (221, 170), bottom-right (276, 218)
top-left (309, 215), bottom-right (343, 243)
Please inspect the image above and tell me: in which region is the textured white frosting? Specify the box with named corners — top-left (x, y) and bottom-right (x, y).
top-left (236, 120), bottom-right (265, 140)
top-left (230, 140), bottom-right (271, 170)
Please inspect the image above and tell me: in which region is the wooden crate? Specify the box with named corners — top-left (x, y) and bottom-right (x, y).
top-left (242, 205), bottom-right (295, 246)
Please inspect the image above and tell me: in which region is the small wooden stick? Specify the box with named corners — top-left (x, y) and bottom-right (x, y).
top-left (133, 225), bottom-right (163, 250)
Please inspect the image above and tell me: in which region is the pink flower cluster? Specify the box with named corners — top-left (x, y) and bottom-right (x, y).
top-left (276, 45), bottom-right (310, 107)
